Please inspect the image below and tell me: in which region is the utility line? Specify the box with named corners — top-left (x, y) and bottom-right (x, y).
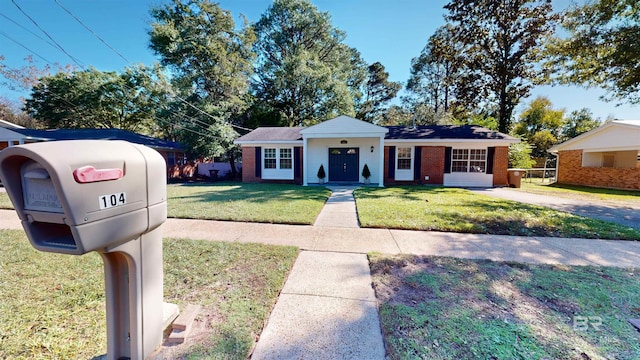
top-left (11, 0), bottom-right (84, 68)
top-left (0, 12), bottom-right (60, 52)
top-left (0, 31), bottom-right (53, 64)
top-left (52, 0), bottom-right (255, 132)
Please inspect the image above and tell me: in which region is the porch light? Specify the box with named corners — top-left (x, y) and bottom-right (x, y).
top-left (370, 145), bottom-right (374, 153)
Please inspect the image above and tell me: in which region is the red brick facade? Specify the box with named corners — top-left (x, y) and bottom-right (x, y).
top-left (492, 146), bottom-right (509, 186)
top-left (422, 146), bottom-right (445, 185)
top-left (558, 150), bottom-right (640, 190)
top-left (242, 146), bottom-right (260, 183)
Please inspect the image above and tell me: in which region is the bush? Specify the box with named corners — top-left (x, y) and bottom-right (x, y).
top-left (317, 164), bottom-right (326, 179)
top-left (362, 164), bottom-right (371, 179)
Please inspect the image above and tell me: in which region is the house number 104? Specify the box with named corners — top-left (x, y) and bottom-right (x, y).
top-left (99, 192), bottom-right (127, 210)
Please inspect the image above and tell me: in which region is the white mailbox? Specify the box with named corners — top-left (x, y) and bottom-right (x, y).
top-left (0, 140), bottom-right (172, 360)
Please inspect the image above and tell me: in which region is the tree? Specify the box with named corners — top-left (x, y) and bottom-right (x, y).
top-left (512, 96), bottom-right (565, 158)
top-left (24, 67), bottom-right (161, 133)
top-left (0, 55), bottom-right (72, 93)
top-left (545, 1), bottom-right (640, 103)
top-left (252, 0), bottom-right (366, 126)
top-left (443, 0), bottom-right (557, 133)
top-left (0, 97), bottom-right (41, 128)
top-left (560, 108), bottom-right (601, 141)
top-left (149, 0), bottom-right (256, 175)
top-left (509, 141), bottom-right (535, 168)
top-left (407, 25), bottom-right (461, 118)
top-left (355, 62), bottom-right (401, 123)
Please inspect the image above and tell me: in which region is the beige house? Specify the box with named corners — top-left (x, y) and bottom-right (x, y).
top-left (548, 120), bottom-right (640, 190)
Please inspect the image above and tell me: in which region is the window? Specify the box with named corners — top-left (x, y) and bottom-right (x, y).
top-left (397, 147), bottom-right (412, 170)
top-left (451, 149), bottom-right (486, 173)
top-left (264, 148), bottom-right (277, 169)
top-left (280, 148), bottom-right (292, 169)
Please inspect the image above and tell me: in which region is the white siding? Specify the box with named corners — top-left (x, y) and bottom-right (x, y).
top-left (444, 173), bottom-right (493, 187)
top-left (306, 137), bottom-right (381, 184)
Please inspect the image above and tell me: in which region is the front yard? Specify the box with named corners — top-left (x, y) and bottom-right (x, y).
top-left (0, 230), bottom-right (298, 359)
top-left (167, 183), bottom-right (331, 224)
top-left (355, 187), bottom-right (640, 240)
top-left (371, 254), bottom-right (640, 359)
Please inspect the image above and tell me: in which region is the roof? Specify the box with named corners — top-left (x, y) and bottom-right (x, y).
top-left (300, 115), bottom-right (388, 137)
top-left (235, 127), bottom-right (303, 143)
top-left (549, 120), bottom-right (640, 153)
top-left (10, 128), bottom-right (184, 151)
top-left (385, 125), bottom-right (518, 140)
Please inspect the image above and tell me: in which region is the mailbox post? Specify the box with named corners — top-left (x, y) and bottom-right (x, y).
top-left (0, 140), bottom-right (169, 360)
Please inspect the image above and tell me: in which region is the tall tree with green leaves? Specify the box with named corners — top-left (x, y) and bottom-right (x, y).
top-left (355, 62), bottom-right (401, 123)
top-left (512, 96), bottom-right (565, 158)
top-left (24, 66), bottom-right (160, 133)
top-left (443, 0), bottom-right (557, 133)
top-left (544, 0), bottom-right (640, 103)
top-left (407, 25), bottom-right (461, 119)
top-left (252, 0), bottom-right (366, 126)
top-left (560, 108), bottom-right (601, 141)
top-left (149, 0), bottom-right (255, 174)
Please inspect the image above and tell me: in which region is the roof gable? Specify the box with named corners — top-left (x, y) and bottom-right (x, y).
top-left (300, 115), bottom-right (388, 136)
top-left (550, 120), bottom-right (640, 152)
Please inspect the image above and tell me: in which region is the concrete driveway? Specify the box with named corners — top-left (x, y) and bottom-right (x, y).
top-left (472, 187), bottom-right (640, 230)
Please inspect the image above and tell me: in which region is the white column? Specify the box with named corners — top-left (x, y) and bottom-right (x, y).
top-left (378, 136), bottom-right (385, 187)
top-left (303, 136), bottom-right (308, 186)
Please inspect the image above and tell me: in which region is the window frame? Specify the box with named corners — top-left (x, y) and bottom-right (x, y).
top-left (262, 146), bottom-right (295, 180)
top-left (395, 146), bottom-right (414, 181)
top-left (451, 148), bottom-right (487, 173)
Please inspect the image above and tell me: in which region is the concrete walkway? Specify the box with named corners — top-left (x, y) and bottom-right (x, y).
top-left (472, 187), bottom-right (640, 230)
top-left (313, 186), bottom-right (359, 228)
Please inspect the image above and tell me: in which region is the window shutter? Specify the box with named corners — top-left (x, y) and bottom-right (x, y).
top-left (255, 147), bottom-right (261, 177)
top-left (486, 147), bottom-right (495, 174)
top-left (388, 146), bottom-right (395, 178)
top-left (444, 147), bottom-right (452, 174)
top-left (294, 146), bottom-right (302, 178)
top-left (414, 146), bottom-right (422, 181)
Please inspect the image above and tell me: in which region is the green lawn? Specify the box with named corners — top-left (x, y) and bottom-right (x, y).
top-left (371, 254), bottom-right (640, 360)
top-left (0, 230), bottom-right (298, 359)
top-left (354, 186), bottom-right (640, 240)
top-left (167, 183), bottom-right (331, 224)
top-left (0, 191), bottom-right (13, 210)
top-left (520, 180), bottom-right (640, 203)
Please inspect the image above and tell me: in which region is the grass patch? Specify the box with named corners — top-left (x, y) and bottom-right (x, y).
top-left (354, 186), bottom-right (640, 240)
top-left (0, 191), bottom-right (14, 210)
top-left (0, 230), bottom-right (297, 359)
top-left (520, 180), bottom-right (640, 203)
top-left (371, 254), bottom-right (640, 359)
top-left (167, 182), bottom-right (331, 224)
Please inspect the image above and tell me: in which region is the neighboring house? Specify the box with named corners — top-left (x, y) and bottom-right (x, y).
top-left (0, 126), bottom-right (186, 175)
top-left (234, 115), bottom-right (519, 187)
top-left (548, 120), bottom-right (640, 190)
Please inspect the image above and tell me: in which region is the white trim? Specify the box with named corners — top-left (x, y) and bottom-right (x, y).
top-left (234, 140), bottom-right (303, 145)
top-left (261, 146), bottom-right (294, 180)
top-left (395, 146), bottom-right (414, 181)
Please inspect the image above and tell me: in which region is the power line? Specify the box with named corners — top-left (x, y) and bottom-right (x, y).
top-left (10, 0), bottom-right (84, 68)
top-left (52, 0), bottom-right (255, 132)
top-left (0, 12), bottom-right (60, 52)
top-left (53, 0), bottom-right (131, 65)
top-left (0, 31), bottom-right (53, 64)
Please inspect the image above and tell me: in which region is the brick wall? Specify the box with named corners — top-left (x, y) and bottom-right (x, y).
top-left (383, 146), bottom-right (392, 185)
top-left (242, 146), bottom-right (260, 183)
top-left (558, 150), bottom-right (640, 190)
top-left (421, 146), bottom-right (445, 185)
top-left (493, 146), bottom-right (509, 186)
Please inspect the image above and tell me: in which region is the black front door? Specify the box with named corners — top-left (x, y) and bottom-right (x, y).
top-left (328, 148), bottom-right (359, 182)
